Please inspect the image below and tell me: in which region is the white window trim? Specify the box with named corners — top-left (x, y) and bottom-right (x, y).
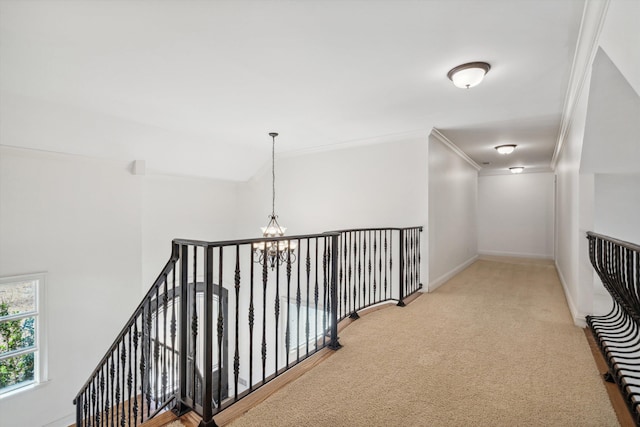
top-left (0, 272), bottom-right (48, 398)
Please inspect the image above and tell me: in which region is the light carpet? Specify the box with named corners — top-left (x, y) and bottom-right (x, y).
top-left (227, 259), bottom-right (618, 427)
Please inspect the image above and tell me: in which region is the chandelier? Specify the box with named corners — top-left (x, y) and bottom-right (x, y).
top-left (253, 132), bottom-right (297, 269)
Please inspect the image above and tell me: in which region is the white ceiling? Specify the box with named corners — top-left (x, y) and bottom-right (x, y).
top-left (0, 0), bottom-right (585, 180)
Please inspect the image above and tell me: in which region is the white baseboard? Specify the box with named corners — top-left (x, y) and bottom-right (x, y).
top-left (428, 255), bottom-right (478, 292)
top-left (555, 261), bottom-right (588, 327)
top-left (478, 250), bottom-right (554, 260)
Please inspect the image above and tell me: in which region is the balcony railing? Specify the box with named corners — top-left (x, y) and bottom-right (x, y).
top-left (73, 226), bottom-right (422, 427)
top-left (586, 231), bottom-right (640, 424)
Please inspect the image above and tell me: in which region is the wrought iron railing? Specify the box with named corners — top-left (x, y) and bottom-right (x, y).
top-left (73, 227), bottom-right (422, 427)
top-left (586, 231), bottom-right (640, 424)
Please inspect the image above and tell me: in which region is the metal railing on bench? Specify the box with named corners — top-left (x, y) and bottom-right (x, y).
top-left (586, 231), bottom-right (640, 425)
top-left (73, 226), bottom-right (422, 427)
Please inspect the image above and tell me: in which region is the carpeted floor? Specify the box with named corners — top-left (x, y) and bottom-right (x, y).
top-left (227, 258), bottom-right (618, 427)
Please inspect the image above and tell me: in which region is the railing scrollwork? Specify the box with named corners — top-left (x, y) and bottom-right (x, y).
top-left (586, 231), bottom-right (640, 424)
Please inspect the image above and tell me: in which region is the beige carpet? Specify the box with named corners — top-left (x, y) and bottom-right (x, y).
top-left (227, 259), bottom-right (619, 427)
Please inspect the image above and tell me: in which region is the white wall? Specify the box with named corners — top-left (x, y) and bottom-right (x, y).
top-left (238, 138), bottom-right (429, 236)
top-left (0, 147), bottom-right (143, 427)
top-left (428, 133), bottom-right (478, 290)
top-left (598, 0), bottom-right (640, 96)
top-left (555, 65), bottom-right (592, 326)
top-left (594, 174), bottom-right (640, 245)
top-left (478, 173), bottom-right (555, 259)
top-left (0, 147), bottom-right (239, 427)
top-left (555, 0), bottom-right (639, 326)
top-left (141, 174), bottom-right (240, 288)
top-left (580, 48), bottom-right (640, 174)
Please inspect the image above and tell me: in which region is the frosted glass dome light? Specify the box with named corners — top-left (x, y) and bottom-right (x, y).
top-left (495, 144), bottom-right (517, 155)
top-left (447, 62), bottom-right (491, 89)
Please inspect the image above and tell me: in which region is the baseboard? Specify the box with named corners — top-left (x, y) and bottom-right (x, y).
top-left (478, 250), bottom-right (554, 260)
top-left (555, 261), bottom-right (588, 328)
top-left (428, 255), bottom-right (478, 292)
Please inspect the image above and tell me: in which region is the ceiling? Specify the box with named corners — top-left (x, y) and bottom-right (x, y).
top-left (0, 0), bottom-right (585, 180)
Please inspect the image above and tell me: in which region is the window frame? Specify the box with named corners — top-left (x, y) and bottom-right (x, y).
top-left (0, 272), bottom-right (47, 398)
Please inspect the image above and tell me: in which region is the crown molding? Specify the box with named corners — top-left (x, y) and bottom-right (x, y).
top-left (550, 0), bottom-right (610, 169)
top-left (430, 128), bottom-right (481, 171)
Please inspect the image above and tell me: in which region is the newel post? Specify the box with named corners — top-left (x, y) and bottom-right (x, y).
top-left (200, 244), bottom-right (219, 427)
top-left (328, 234), bottom-right (342, 350)
top-left (173, 244), bottom-right (191, 416)
top-left (397, 229), bottom-right (406, 307)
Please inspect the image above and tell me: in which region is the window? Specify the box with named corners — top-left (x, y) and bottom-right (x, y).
top-left (0, 273), bottom-right (46, 396)
top-left (286, 301), bottom-right (328, 356)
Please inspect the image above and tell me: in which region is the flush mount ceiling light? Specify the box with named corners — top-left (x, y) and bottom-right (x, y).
top-left (447, 62), bottom-right (491, 89)
top-left (509, 167), bottom-right (524, 174)
top-left (495, 144), bottom-right (517, 155)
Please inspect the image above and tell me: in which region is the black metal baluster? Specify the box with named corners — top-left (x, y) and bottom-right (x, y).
top-left (115, 344), bottom-right (121, 427)
top-left (306, 238), bottom-right (311, 354)
top-left (217, 247), bottom-right (225, 410)
top-left (322, 239), bottom-right (328, 347)
top-left (191, 246), bottom-right (198, 405)
top-left (285, 251), bottom-right (291, 369)
top-left (153, 284), bottom-right (160, 414)
top-left (390, 229), bottom-right (394, 301)
top-left (398, 229), bottom-right (405, 306)
top-left (83, 388), bottom-right (89, 427)
top-left (249, 246), bottom-right (255, 391)
top-left (287, 241), bottom-right (302, 365)
top-left (145, 298), bottom-right (152, 417)
top-left (373, 231), bottom-right (378, 303)
top-left (379, 230), bottom-right (383, 302)
top-left (100, 367), bottom-right (105, 427)
top-left (412, 228), bottom-right (417, 292)
top-left (177, 245), bottom-right (189, 415)
top-left (368, 231), bottom-right (372, 306)
top-left (162, 276), bottom-right (168, 405)
top-left (120, 334), bottom-right (127, 427)
top-left (328, 234), bottom-right (341, 350)
top-left (339, 234), bottom-right (344, 319)
top-left (417, 228), bottom-right (422, 289)
top-left (384, 230), bottom-right (388, 300)
top-left (75, 391), bottom-right (83, 427)
top-left (127, 328), bottom-right (133, 426)
top-left (348, 232), bottom-right (353, 316)
top-left (234, 245), bottom-right (241, 400)
top-left (141, 307), bottom-right (148, 423)
top-left (362, 232), bottom-right (367, 308)
top-left (110, 352), bottom-right (116, 427)
top-left (170, 266), bottom-right (176, 411)
top-left (408, 230), bottom-right (412, 295)
top-left (132, 321), bottom-right (139, 426)
top-left (314, 238), bottom-right (319, 352)
top-left (261, 254), bottom-right (268, 384)
top-left (91, 378), bottom-right (96, 427)
top-left (274, 246), bottom-right (281, 375)
top-left (202, 245), bottom-right (215, 423)
top-left (358, 231), bottom-right (363, 311)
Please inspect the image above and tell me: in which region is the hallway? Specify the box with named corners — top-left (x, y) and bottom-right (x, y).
top-left (224, 258), bottom-right (617, 426)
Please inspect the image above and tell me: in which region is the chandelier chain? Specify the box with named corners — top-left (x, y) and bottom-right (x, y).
top-left (271, 133), bottom-right (276, 217)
